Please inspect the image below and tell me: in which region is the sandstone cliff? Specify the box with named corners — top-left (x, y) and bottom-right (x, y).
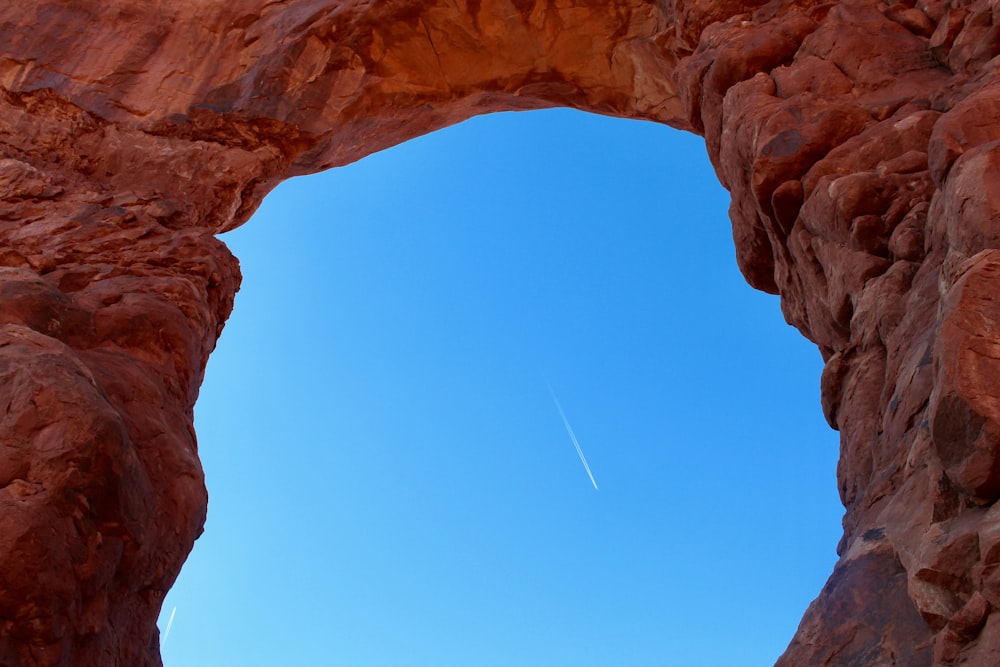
top-left (2, 0), bottom-right (1000, 664)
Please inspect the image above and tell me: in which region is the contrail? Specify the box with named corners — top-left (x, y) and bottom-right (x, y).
top-left (162, 606), bottom-right (177, 647)
top-left (547, 384), bottom-right (599, 490)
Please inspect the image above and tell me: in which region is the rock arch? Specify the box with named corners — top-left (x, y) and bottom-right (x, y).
top-left (2, 0), bottom-right (1000, 664)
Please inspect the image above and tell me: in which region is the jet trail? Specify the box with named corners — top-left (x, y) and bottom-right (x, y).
top-left (547, 384), bottom-right (599, 490)
top-left (162, 606), bottom-right (177, 647)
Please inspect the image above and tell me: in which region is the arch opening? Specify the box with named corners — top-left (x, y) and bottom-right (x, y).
top-left (164, 109), bottom-right (841, 666)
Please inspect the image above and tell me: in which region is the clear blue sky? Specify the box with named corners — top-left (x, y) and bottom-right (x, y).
top-left (159, 109), bottom-right (843, 666)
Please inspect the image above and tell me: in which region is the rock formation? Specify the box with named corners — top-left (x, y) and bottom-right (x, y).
top-left (2, 0), bottom-right (1000, 664)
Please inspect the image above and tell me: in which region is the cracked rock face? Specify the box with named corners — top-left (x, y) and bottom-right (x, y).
top-left (3, 0), bottom-right (1000, 664)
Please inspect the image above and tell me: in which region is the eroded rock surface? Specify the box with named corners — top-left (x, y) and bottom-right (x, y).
top-left (3, 0), bottom-right (1000, 664)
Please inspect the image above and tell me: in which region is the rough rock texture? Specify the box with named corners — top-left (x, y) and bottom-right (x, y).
top-left (3, 0), bottom-right (1000, 664)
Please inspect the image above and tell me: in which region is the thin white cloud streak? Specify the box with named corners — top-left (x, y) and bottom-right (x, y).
top-left (162, 606), bottom-right (177, 647)
top-left (547, 384), bottom-right (599, 490)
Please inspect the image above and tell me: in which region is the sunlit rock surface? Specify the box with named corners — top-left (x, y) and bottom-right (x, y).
top-left (3, 1), bottom-right (1000, 664)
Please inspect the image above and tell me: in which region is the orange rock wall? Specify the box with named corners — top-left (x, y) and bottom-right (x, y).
top-left (3, 1), bottom-right (1000, 664)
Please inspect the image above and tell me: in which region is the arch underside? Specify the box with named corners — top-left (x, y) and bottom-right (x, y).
top-left (3, 0), bottom-right (1000, 664)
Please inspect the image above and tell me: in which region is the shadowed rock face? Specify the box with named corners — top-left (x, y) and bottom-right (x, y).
top-left (2, 0), bottom-right (1000, 664)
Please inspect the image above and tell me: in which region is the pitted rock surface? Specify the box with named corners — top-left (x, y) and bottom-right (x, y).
top-left (4, 1), bottom-right (1000, 664)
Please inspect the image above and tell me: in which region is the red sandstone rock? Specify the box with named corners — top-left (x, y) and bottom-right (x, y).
top-left (4, 0), bottom-right (1000, 664)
